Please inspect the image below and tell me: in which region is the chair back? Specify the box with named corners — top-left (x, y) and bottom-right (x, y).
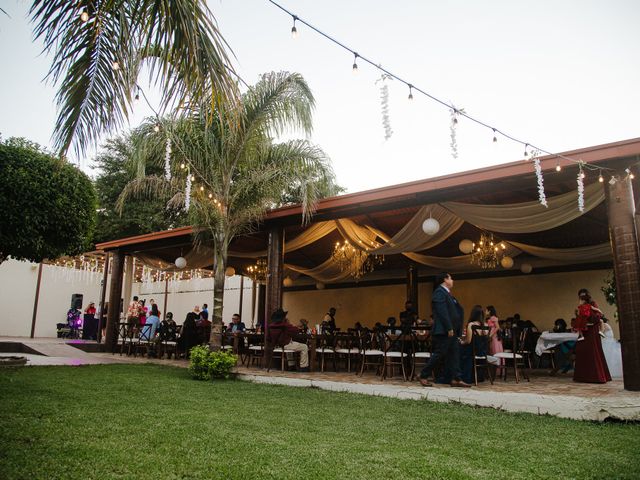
top-left (319, 331), bottom-right (336, 351)
top-left (383, 332), bottom-right (410, 356)
top-left (471, 325), bottom-right (491, 358)
top-left (139, 323), bottom-right (153, 342)
top-left (515, 327), bottom-right (529, 354)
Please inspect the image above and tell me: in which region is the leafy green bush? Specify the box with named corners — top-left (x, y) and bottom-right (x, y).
top-left (0, 137), bottom-right (96, 263)
top-left (188, 345), bottom-right (237, 381)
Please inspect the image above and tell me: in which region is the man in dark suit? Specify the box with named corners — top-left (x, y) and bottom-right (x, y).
top-left (419, 273), bottom-right (471, 388)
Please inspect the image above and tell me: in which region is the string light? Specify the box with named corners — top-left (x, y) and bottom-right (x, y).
top-left (190, 175), bottom-right (195, 182)
top-left (524, 144), bottom-right (529, 157)
top-left (492, 129), bottom-right (497, 143)
top-left (200, 186), bottom-right (204, 192)
top-left (580, 171), bottom-right (586, 180)
top-left (555, 160), bottom-right (562, 172)
top-left (598, 172), bottom-right (604, 183)
top-left (291, 16), bottom-right (298, 38)
top-left (627, 168), bottom-right (636, 180)
top-left (408, 85), bottom-right (413, 101)
top-left (208, 193), bottom-right (213, 199)
top-left (352, 53), bottom-right (359, 73)
top-left (111, 61), bottom-right (120, 71)
top-left (180, 163), bottom-right (185, 169)
top-left (153, 124), bottom-right (160, 133)
top-left (80, 11), bottom-right (89, 22)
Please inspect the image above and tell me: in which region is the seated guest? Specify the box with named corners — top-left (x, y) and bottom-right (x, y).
top-left (386, 316), bottom-right (401, 334)
top-left (353, 321), bottom-right (364, 333)
top-left (142, 304), bottom-right (161, 340)
top-left (201, 303), bottom-right (209, 321)
top-left (179, 311), bottom-right (200, 357)
top-left (158, 312), bottom-right (177, 341)
top-left (552, 318), bottom-right (567, 333)
top-left (269, 308), bottom-right (309, 371)
top-left (229, 313), bottom-right (246, 333)
top-left (549, 318), bottom-right (576, 375)
top-left (460, 305), bottom-right (489, 384)
top-left (399, 300), bottom-right (418, 328)
top-left (298, 318), bottom-right (311, 334)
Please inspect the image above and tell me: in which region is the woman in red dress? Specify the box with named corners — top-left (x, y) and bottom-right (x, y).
top-left (573, 289), bottom-right (611, 383)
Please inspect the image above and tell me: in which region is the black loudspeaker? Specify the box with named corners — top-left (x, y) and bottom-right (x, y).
top-left (71, 293), bottom-right (83, 309)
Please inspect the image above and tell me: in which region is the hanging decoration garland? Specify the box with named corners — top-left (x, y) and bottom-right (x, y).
top-left (376, 74), bottom-right (393, 140)
top-left (532, 150), bottom-right (548, 207)
top-left (185, 171), bottom-right (192, 211)
top-left (577, 163), bottom-right (585, 212)
top-left (449, 108), bottom-right (462, 159)
top-left (164, 137), bottom-right (172, 180)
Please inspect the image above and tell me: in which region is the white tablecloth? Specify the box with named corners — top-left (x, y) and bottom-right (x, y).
top-left (535, 332), bottom-right (579, 356)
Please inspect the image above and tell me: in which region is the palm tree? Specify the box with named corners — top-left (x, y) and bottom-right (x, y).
top-left (118, 71), bottom-right (341, 348)
top-left (29, 0), bottom-right (238, 157)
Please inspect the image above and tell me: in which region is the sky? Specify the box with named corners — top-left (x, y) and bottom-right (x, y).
top-left (1, 0), bottom-right (639, 193)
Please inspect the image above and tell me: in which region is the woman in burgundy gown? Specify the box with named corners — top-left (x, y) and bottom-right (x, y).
top-left (573, 288), bottom-right (611, 383)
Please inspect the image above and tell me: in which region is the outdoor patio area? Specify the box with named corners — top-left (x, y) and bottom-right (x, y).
top-left (3, 336), bottom-right (638, 422)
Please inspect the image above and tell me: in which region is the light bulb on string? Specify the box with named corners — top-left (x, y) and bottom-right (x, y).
top-left (200, 186), bottom-right (204, 192)
top-left (153, 124), bottom-right (160, 133)
top-left (598, 172), bottom-right (604, 183)
top-left (352, 53), bottom-right (359, 74)
top-left (555, 160), bottom-right (562, 172)
top-left (291, 16), bottom-right (298, 38)
top-left (111, 61), bottom-right (120, 71)
top-left (627, 168), bottom-right (636, 179)
top-left (190, 175), bottom-right (195, 182)
top-left (208, 193), bottom-right (213, 199)
top-left (492, 128), bottom-right (497, 143)
top-left (580, 171), bottom-right (586, 180)
top-left (523, 144), bottom-right (529, 158)
top-left (408, 85), bottom-right (413, 101)
top-left (180, 163), bottom-right (185, 169)
top-left (80, 11), bottom-right (89, 22)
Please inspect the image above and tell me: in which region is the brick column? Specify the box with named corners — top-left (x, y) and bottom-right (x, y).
top-left (406, 262), bottom-right (419, 313)
top-left (606, 175), bottom-right (640, 391)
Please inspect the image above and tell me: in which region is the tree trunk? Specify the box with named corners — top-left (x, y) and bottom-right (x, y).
top-left (208, 240), bottom-right (227, 351)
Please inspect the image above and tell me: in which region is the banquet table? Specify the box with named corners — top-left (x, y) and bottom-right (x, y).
top-left (535, 332), bottom-right (579, 356)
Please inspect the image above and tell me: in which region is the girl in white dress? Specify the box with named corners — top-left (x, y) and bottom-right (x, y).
top-left (600, 319), bottom-right (623, 378)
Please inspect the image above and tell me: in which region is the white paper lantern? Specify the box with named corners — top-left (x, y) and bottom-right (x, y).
top-left (422, 217), bottom-right (440, 235)
top-left (459, 239), bottom-right (474, 254)
top-left (174, 257), bottom-right (187, 269)
top-left (500, 256), bottom-right (514, 269)
top-left (283, 277), bottom-right (293, 287)
top-left (225, 266), bottom-right (235, 277)
top-left (520, 263), bottom-right (533, 274)
top-left (316, 282), bottom-right (325, 290)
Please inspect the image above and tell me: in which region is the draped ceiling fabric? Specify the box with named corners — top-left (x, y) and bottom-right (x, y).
top-left (442, 183), bottom-right (604, 233)
top-left (131, 185), bottom-right (611, 282)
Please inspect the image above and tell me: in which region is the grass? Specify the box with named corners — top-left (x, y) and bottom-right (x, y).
top-left (0, 364), bottom-right (638, 480)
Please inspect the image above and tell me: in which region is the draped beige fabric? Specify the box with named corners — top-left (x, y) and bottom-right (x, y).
top-left (442, 183), bottom-right (604, 233)
top-left (507, 241), bottom-right (611, 262)
top-left (369, 204), bottom-right (464, 255)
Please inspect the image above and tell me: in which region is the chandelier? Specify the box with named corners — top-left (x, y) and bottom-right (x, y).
top-left (246, 258), bottom-right (267, 283)
top-left (471, 232), bottom-right (506, 269)
top-left (331, 240), bottom-right (384, 280)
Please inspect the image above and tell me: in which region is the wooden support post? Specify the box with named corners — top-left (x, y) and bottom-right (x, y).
top-left (162, 277), bottom-right (169, 321)
top-left (97, 253), bottom-right (110, 343)
top-left (105, 250), bottom-right (125, 353)
top-left (406, 262), bottom-right (419, 313)
top-left (606, 174), bottom-right (640, 390)
top-left (30, 263), bottom-right (43, 338)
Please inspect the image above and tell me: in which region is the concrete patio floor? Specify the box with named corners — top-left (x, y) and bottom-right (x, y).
top-left (2, 336), bottom-right (639, 422)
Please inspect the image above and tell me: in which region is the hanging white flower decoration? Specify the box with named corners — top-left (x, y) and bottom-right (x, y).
top-left (185, 172), bottom-right (192, 211)
top-left (376, 74), bottom-right (393, 140)
top-left (577, 167), bottom-right (585, 212)
top-left (450, 107), bottom-right (464, 160)
top-left (164, 137), bottom-right (172, 180)
top-left (533, 151), bottom-right (547, 207)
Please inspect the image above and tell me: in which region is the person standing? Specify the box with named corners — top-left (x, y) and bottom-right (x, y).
top-left (573, 288), bottom-right (611, 383)
top-left (419, 273), bottom-right (471, 388)
top-left (322, 307), bottom-right (337, 333)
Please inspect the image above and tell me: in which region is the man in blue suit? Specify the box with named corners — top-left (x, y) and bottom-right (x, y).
top-left (419, 273), bottom-right (471, 388)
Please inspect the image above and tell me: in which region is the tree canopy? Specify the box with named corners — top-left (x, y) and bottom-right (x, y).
top-left (93, 130), bottom-right (187, 245)
top-left (0, 137), bottom-right (97, 263)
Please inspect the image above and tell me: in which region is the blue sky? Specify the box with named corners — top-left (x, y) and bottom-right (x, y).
top-left (1, 0), bottom-right (639, 192)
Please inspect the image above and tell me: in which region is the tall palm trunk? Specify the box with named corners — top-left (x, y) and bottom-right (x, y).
top-left (209, 239), bottom-right (227, 350)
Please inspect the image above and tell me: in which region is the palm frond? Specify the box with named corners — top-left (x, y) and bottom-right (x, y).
top-left (115, 174), bottom-right (180, 214)
top-left (29, 0), bottom-right (238, 156)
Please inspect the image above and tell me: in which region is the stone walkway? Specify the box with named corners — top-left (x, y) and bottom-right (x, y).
top-left (2, 337), bottom-right (639, 421)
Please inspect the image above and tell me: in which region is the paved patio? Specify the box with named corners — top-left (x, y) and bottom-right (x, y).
top-left (2, 336), bottom-right (639, 422)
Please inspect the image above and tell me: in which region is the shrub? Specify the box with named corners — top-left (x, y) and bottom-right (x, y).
top-left (188, 345), bottom-right (237, 381)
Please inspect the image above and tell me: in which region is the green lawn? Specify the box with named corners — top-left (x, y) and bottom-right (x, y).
top-left (0, 365), bottom-right (638, 480)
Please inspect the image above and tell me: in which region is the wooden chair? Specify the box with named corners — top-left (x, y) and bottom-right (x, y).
top-left (471, 325), bottom-right (494, 386)
top-left (410, 332), bottom-right (431, 381)
top-left (492, 327), bottom-right (530, 383)
top-left (334, 333), bottom-right (360, 373)
top-left (317, 331), bottom-right (337, 372)
top-left (246, 334), bottom-right (265, 368)
top-left (357, 329), bottom-right (384, 376)
top-left (381, 332), bottom-right (410, 381)
top-left (115, 322), bottom-right (135, 356)
top-left (134, 324), bottom-right (154, 357)
top-left (267, 328), bottom-right (301, 372)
